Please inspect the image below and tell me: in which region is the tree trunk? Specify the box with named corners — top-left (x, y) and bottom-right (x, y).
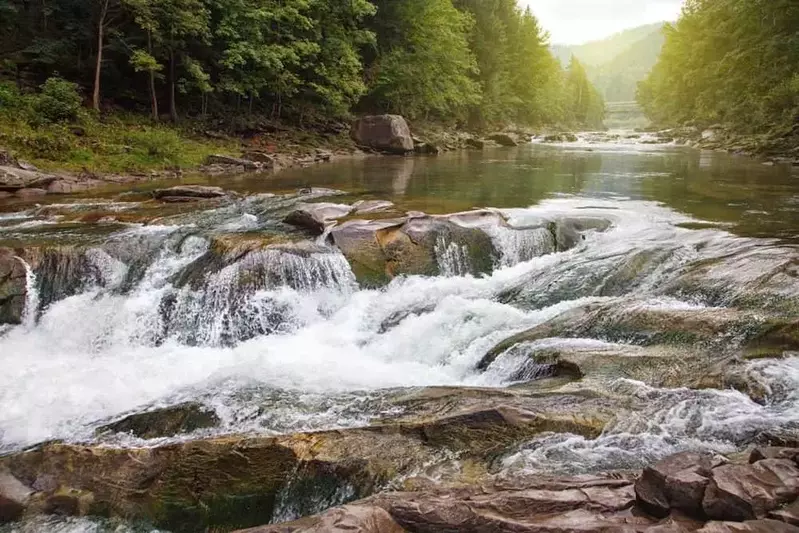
top-left (169, 47), bottom-right (177, 122)
top-left (147, 32), bottom-right (159, 122)
top-left (92, 0), bottom-right (109, 113)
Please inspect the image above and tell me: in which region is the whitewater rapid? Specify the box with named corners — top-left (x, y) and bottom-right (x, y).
top-left (0, 195), bottom-right (797, 474)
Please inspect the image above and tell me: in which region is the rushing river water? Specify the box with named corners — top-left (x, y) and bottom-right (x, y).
top-left (0, 133), bottom-right (798, 532)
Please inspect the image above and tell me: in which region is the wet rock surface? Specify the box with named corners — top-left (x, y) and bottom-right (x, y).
top-left (351, 115), bottom-right (414, 154)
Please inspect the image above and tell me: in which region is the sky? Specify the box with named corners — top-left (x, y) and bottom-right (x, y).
top-left (523, 0), bottom-right (684, 45)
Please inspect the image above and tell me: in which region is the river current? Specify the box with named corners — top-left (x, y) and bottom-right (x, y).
top-left (0, 132), bottom-right (798, 532)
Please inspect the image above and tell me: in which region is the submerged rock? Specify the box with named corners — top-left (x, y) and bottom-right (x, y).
top-left (97, 403), bottom-right (221, 439)
top-left (238, 505), bottom-right (405, 533)
top-left (350, 115), bottom-right (414, 154)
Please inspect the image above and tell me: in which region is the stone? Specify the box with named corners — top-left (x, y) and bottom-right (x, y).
top-left (47, 179), bottom-right (99, 194)
top-left (0, 191), bottom-right (11, 200)
top-left (350, 115), bottom-right (414, 154)
top-left (487, 133), bottom-right (519, 146)
top-left (0, 166), bottom-right (57, 191)
top-left (351, 200), bottom-right (395, 215)
top-left (0, 470), bottom-right (32, 524)
top-left (635, 451), bottom-right (718, 518)
top-left (750, 448), bottom-right (799, 465)
top-left (206, 154), bottom-right (260, 170)
top-left (414, 142), bottom-right (441, 155)
top-left (97, 403), bottom-right (221, 439)
top-left (697, 520), bottom-right (799, 533)
top-left (703, 460), bottom-right (799, 521)
top-left (152, 185), bottom-right (228, 201)
top-left (770, 500), bottom-right (799, 526)
top-left (284, 203), bottom-right (354, 235)
top-left (465, 138), bottom-right (485, 149)
top-left (15, 187), bottom-right (48, 198)
top-left (0, 249), bottom-right (28, 325)
top-left (235, 505), bottom-right (406, 533)
top-left (543, 132), bottom-right (579, 143)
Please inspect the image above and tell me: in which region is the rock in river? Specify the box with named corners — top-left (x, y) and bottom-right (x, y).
top-left (152, 185), bottom-right (228, 202)
top-left (350, 115), bottom-right (414, 154)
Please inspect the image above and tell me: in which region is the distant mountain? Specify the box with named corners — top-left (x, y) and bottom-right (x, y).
top-left (553, 23), bottom-right (666, 103)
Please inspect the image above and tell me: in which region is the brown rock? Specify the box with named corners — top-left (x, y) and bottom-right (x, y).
top-left (703, 460), bottom-right (799, 521)
top-left (47, 180), bottom-right (98, 194)
top-left (697, 519), bottom-right (799, 532)
top-left (0, 191), bottom-right (11, 200)
top-left (235, 505), bottom-right (406, 533)
top-left (487, 133), bottom-right (519, 146)
top-left (15, 187), bottom-right (48, 198)
top-left (769, 499), bottom-right (799, 526)
top-left (0, 470), bottom-right (32, 524)
top-left (351, 115), bottom-right (414, 154)
top-left (750, 448), bottom-right (799, 465)
top-left (635, 451), bottom-right (718, 518)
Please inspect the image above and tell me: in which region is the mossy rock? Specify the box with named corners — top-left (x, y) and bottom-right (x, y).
top-left (97, 402), bottom-right (221, 439)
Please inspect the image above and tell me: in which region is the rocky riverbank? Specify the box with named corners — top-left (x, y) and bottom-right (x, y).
top-left (0, 115), bottom-right (535, 201)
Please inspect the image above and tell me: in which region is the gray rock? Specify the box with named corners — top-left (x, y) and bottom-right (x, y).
top-left (284, 203), bottom-right (354, 235)
top-left (351, 115), bottom-right (414, 154)
top-left (0, 166), bottom-right (57, 191)
top-left (152, 185), bottom-right (228, 201)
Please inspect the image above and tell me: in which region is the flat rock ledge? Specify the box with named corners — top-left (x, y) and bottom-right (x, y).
top-left (239, 447), bottom-right (799, 533)
top-left (2, 436), bottom-right (799, 533)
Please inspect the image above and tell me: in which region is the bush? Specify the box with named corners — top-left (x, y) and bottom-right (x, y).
top-left (0, 82), bottom-right (25, 113)
top-left (124, 128), bottom-right (182, 162)
top-left (31, 77), bottom-right (82, 124)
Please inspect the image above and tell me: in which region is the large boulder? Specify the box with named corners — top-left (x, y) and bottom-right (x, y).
top-left (703, 460), bottom-right (799, 521)
top-left (0, 167), bottom-right (57, 192)
top-left (635, 451), bottom-right (720, 518)
top-left (351, 115), bottom-right (414, 154)
top-left (331, 214), bottom-right (497, 286)
top-left (487, 133), bottom-right (519, 147)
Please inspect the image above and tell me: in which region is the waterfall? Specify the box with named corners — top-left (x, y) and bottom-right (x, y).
top-left (15, 257), bottom-right (39, 329)
top-left (434, 236), bottom-right (471, 277)
top-left (487, 226), bottom-right (556, 267)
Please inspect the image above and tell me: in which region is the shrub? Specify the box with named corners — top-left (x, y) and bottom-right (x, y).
top-left (31, 77), bottom-right (82, 124)
top-left (0, 82), bottom-right (25, 113)
top-left (124, 128), bottom-right (182, 162)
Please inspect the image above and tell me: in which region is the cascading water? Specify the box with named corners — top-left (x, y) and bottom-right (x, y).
top-left (1, 147), bottom-right (798, 524)
top-left (15, 257), bottom-right (39, 329)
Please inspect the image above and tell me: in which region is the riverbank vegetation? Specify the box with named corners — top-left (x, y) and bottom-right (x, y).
top-left (638, 0), bottom-right (799, 147)
top-left (0, 0), bottom-right (605, 172)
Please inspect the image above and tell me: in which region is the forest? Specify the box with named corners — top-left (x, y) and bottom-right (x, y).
top-left (637, 0), bottom-right (799, 137)
top-left (0, 0), bottom-right (604, 130)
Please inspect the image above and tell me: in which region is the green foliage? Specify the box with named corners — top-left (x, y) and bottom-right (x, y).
top-left (1, 0), bottom-right (607, 131)
top-left (367, 0), bottom-right (480, 121)
top-left (0, 82), bottom-right (25, 112)
top-left (564, 57), bottom-right (605, 129)
top-left (638, 0), bottom-right (799, 134)
top-left (30, 77), bottom-right (83, 124)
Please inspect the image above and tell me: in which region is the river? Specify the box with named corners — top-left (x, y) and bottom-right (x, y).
top-left (0, 132), bottom-right (798, 532)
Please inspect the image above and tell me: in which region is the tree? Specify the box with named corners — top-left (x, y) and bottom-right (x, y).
top-left (367, 0), bottom-right (480, 121)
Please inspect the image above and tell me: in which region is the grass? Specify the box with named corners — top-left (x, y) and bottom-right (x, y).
top-left (0, 113), bottom-right (238, 174)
